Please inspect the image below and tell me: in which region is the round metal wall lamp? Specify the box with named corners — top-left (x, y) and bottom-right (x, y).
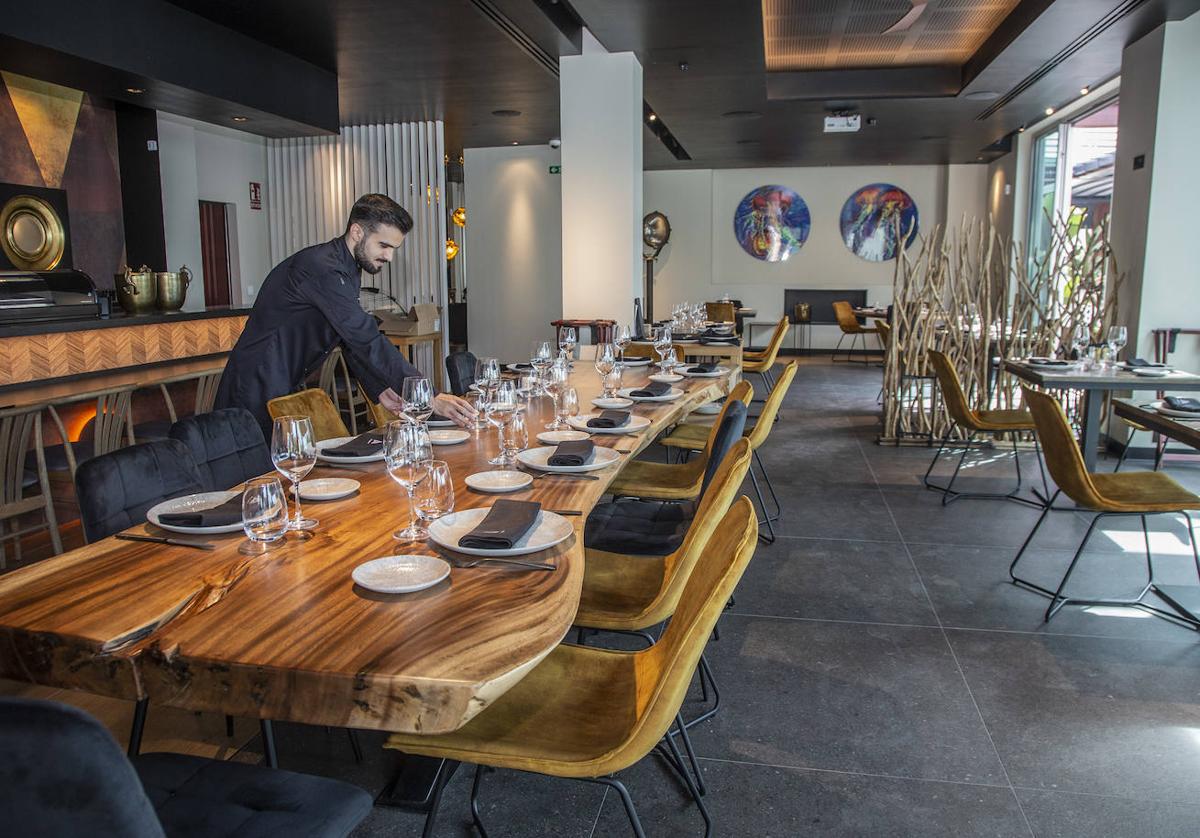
top-left (1, 195), bottom-right (65, 270)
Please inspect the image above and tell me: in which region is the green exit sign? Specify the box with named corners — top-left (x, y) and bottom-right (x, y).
top-left (548, 165), bottom-right (561, 174)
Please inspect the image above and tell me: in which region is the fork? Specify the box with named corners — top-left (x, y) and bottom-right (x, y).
top-left (453, 556), bottom-right (554, 571)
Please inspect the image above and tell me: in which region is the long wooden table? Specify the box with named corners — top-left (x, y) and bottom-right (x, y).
top-left (0, 365), bottom-right (730, 735)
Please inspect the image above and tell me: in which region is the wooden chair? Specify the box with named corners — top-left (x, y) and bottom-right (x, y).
top-left (267, 389), bottom-right (349, 441)
top-left (606, 381), bottom-right (752, 501)
top-left (1011, 386), bottom-right (1200, 624)
top-left (44, 387), bottom-right (136, 479)
top-left (383, 498), bottom-right (759, 838)
top-left (0, 404), bottom-right (62, 566)
top-left (705, 301), bottom-right (735, 323)
top-left (318, 347), bottom-right (368, 435)
top-left (831, 300), bottom-right (880, 364)
top-left (923, 351), bottom-right (1047, 508)
top-left (139, 369), bottom-right (225, 441)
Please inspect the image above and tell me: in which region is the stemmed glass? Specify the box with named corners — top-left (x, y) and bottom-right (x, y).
top-left (271, 415), bottom-right (318, 532)
top-left (558, 327), bottom-right (577, 361)
top-left (500, 411), bottom-right (528, 467)
top-left (385, 420), bottom-right (433, 541)
top-left (661, 347), bottom-right (679, 375)
top-left (485, 380), bottom-right (520, 465)
top-left (473, 358), bottom-right (500, 428)
top-left (555, 387), bottom-right (579, 430)
top-left (413, 461), bottom-right (455, 530)
top-left (531, 341), bottom-right (554, 395)
top-left (401, 376), bottom-right (433, 425)
top-left (1070, 325), bottom-right (1089, 362)
top-left (595, 342), bottom-right (617, 395)
top-left (544, 360), bottom-right (571, 430)
top-left (613, 324), bottom-right (631, 368)
top-left (652, 326), bottom-right (673, 368)
top-left (1106, 325), bottom-right (1127, 368)
top-left (240, 476), bottom-right (288, 554)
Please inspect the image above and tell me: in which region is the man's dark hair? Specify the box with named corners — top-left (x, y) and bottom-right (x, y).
top-left (347, 193), bottom-right (413, 235)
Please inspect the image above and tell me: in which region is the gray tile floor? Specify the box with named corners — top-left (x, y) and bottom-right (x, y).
top-left (262, 358), bottom-right (1200, 836)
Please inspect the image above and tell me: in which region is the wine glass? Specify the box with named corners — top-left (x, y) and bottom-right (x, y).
top-left (652, 326), bottom-right (673, 367)
top-left (1070, 325), bottom-right (1089, 361)
top-left (499, 411), bottom-right (528, 467)
top-left (271, 415), bottom-right (318, 532)
top-left (473, 358), bottom-right (499, 427)
top-left (240, 477), bottom-right (288, 554)
top-left (385, 420), bottom-right (433, 541)
top-left (1106, 325), bottom-right (1127, 367)
top-left (401, 376), bottom-right (433, 425)
top-left (544, 360), bottom-right (571, 430)
top-left (531, 341), bottom-right (554, 394)
top-left (661, 347), bottom-right (679, 375)
top-left (413, 460), bottom-right (455, 529)
top-left (485, 380), bottom-right (520, 465)
top-left (558, 327), bottom-right (577, 361)
top-left (613, 324), bottom-right (632, 367)
top-left (595, 342), bottom-right (617, 392)
top-left (556, 387), bottom-right (579, 430)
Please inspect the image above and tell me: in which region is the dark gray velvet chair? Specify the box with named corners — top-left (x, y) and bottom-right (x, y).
top-left (74, 439), bottom-right (206, 543)
top-left (585, 401), bottom-right (747, 556)
top-left (0, 697), bottom-right (373, 838)
top-left (169, 408), bottom-right (272, 491)
top-left (445, 350), bottom-right (478, 396)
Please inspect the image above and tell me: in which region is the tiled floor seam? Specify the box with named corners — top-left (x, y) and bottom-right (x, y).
top-left (695, 755), bottom-right (1010, 790)
top-left (854, 430), bottom-right (1039, 838)
top-left (585, 787), bottom-right (608, 838)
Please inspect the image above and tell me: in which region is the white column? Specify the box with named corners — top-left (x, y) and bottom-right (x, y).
top-left (559, 44), bottom-right (643, 323)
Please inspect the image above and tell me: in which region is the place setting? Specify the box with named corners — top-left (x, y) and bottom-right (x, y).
top-left (618, 381), bottom-right (684, 402)
top-left (566, 408), bottom-right (650, 435)
top-left (1149, 396), bottom-right (1200, 419)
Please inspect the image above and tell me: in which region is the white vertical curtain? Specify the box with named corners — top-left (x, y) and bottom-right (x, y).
top-left (265, 121), bottom-right (448, 380)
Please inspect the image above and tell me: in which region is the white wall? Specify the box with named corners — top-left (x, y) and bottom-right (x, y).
top-left (464, 145), bottom-right (563, 362)
top-left (986, 152), bottom-right (1018, 241)
top-left (157, 113), bottom-right (269, 309)
top-left (644, 164), bottom-right (987, 348)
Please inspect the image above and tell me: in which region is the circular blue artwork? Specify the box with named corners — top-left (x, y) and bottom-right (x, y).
top-left (839, 183), bottom-right (919, 261)
top-left (733, 185), bottom-right (811, 262)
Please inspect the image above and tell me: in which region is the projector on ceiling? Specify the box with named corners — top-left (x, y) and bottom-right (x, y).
top-left (824, 114), bottom-right (861, 133)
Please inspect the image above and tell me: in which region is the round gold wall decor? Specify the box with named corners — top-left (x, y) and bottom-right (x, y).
top-left (1, 195), bottom-right (66, 270)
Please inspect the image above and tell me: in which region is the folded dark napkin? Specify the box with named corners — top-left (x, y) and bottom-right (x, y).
top-left (509, 362), bottom-right (534, 371)
top-left (323, 430), bottom-right (385, 457)
top-left (428, 412), bottom-right (451, 423)
top-left (1164, 397), bottom-right (1200, 413)
top-left (548, 438), bottom-right (595, 466)
top-left (587, 409), bottom-right (631, 429)
top-left (1028, 357), bottom-right (1071, 366)
top-left (700, 335), bottom-right (739, 345)
top-left (458, 499), bottom-right (542, 550)
top-left (158, 495), bottom-right (244, 528)
top-left (1126, 358), bottom-right (1150, 367)
top-left (687, 362), bottom-right (719, 374)
top-left (630, 380), bottom-right (672, 398)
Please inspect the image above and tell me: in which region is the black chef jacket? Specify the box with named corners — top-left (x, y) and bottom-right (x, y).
top-left (214, 237), bottom-right (420, 434)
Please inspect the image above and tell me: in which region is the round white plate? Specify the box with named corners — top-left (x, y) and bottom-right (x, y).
top-left (1151, 401), bottom-right (1200, 419)
top-left (1131, 368), bottom-right (1172, 378)
top-left (538, 429), bottom-right (590, 444)
top-left (147, 491), bottom-right (243, 535)
top-left (693, 402), bottom-right (722, 415)
top-left (429, 508), bottom-right (573, 557)
top-left (352, 555), bottom-right (451, 594)
top-left (430, 429), bottom-right (471, 445)
top-left (316, 436), bottom-right (385, 463)
top-left (465, 470), bottom-right (534, 493)
top-left (674, 339), bottom-right (700, 344)
top-left (298, 478), bottom-right (360, 501)
top-left (516, 445), bottom-right (621, 472)
top-left (620, 357), bottom-right (652, 367)
top-left (618, 386), bottom-right (684, 403)
top-left (649, 373), bottom-right (684, 384)
top-left (592, 396), bottom-right (634, 409)
top-left (428, 418), bottom-right (457, 428)
top-left (684, 367), bottom-right (725, 378)
top-left (567, 413), bottom-right (651, 435)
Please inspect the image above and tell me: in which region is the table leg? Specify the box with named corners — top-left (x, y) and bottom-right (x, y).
top-left (1081, 389), bottom-right (1102, 471)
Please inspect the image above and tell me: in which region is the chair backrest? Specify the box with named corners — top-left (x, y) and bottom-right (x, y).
top-left (926, 350), bottom-right (978, 428)
top-left (876, 319), bottom-right (891, 349)
top-left (193, 371), bottom-right (223, 415)
top-left (318, 347), bottom-right (359, 434)
top-left (602, 497), bottom-right (757, 774)
top-left (75, 439), bottom-right (205, 543)
top-left (700, 380), bottom-right (752, 460)
top-left (1020, 386), bottom-right (1107, 509)
top-left (834, 300), bottom-right (867, 334)
top-left (0, 697), bottom-right (167, 837)
top-left (705, 301), bottom-right (735, 323)
top-left (361, 385), bottom-right (399, 430)
top-left (700, 400), bottom-right (747, 494)
top-left (445, 350), bottom-right (478, 396)
top-left (754, 317), bottom-right (789, 367)
top-left (267, 389), bottom-right (349, 441)
top-left (0, 405), bottom-right (40, 507)
top-left (747, 361), bottom-right (797, 450)
top-left (45, 388), bottom-right (136, 476)
top-left (169, 408), bottom-right (272, 492)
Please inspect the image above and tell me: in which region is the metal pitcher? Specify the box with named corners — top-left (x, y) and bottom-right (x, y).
top-left (115, 265), bottom-right (157, 315)
top-left (155, 265), bottom-right (192, 311)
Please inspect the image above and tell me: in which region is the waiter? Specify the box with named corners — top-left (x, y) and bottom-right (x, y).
top-left (214, 193), bottom-right (476, 434)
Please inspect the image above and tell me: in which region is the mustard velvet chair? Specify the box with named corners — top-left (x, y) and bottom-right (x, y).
top-left (384, 498), bottom-right (759, 838)
top-left (606, 381), bottom-right (752, 501)
top-left (661, 361), bottom-right (797, 543)
top-left (923, 350), bottom-right (1048, 508)
top-left (831, 300), bottom-right (880, 365)
top-left (266, 389), bottom-right (350, 441)
top-left (742, 316), bottom-right (788, 394)
top-left (1011, 386), bottom-right (1200, 624)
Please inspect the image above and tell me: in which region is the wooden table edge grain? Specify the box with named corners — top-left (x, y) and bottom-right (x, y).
top-left (1112, 398), bottom-right (1200, 450)
top-left (0, 367), bottom-right (731, 734)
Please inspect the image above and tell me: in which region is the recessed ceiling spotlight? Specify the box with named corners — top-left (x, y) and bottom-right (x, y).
top-left (1044, 106), bottom-right (1055, 116)
top-left (964, 90), bottom-right (1000, 101)
top-left (125, 87), bottom-right (145, 94)
top-left (678, 61), bottom-right (690, 72)
top-left (976, 156), bottom-right (984, 161)
top-left (1080, 86), bottom-right (1090, 96)
top-left (722, 110), bottom-right (762, 120)
top-left (492, 109), bottom-right (521, 118)
top-left (1018, 125), bottom-right (1026, 132)
top-left (511, 141), bottom-right (519, 145)
top-left (648, 113), bottom-right (657, 121)
top-left (231, 116), bottom-right (248, 122)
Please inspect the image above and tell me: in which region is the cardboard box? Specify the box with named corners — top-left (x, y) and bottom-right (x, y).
top-left (374, 303), bottom-right (441, 335)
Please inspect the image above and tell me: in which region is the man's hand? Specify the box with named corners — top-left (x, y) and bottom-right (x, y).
top-left (432, 393), bottom-right (478, 427)
top-left (378, 387), bottom-right (406, 415)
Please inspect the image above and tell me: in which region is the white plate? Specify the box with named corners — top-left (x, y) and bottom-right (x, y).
top-left (693, 402), bottom-right (722, 415)
top-left (465, 470), bottom-right (534, 493)
top-left (429, 508), bottom-right (573, 557)
top-left (428, 418), bottom-right (457, 428)
top-left (352, 555), bottom-right (451, 594)
top-left (1151, 401), bottom-right (1200, 419)
top-left (684, 366), bottom-right (725, 378)
top-left (316, 436), bottom-right (385, 463)
top-left (298, 478), bottom-right (360, 501)
top-left (618, 386), bottom-right (684, 403)
top-left (516, 445), bottom-right (622, 472)
top-left (1026, 358), bottom-right (1083, 370)
top-left (1131, 368), bottom-right (1172, 378)
top-left (674, 339), bottom-right (700, 344)
top-left (430, 429), bottom-right (471, 445)
top-left (592, 397), bottom-right (634, 409)
top-left (567, 413), bottom-right (651, 435)
top-left (147, 491), bottom-right (243, 535)
top-left (538, 429), bottom-right (590, 444)
top-left (649, 373), bottom-right (684, 384)
top-left (620, 357), bottom-right (652, 367)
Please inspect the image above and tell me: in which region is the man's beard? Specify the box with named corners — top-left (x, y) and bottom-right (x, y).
top-left (353, 239), bottom-right (384, 274)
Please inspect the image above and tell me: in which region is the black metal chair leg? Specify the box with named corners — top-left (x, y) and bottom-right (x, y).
top-left (418, 759), bottom-right (460, 838)
top-left (469, 765), bottom-right (491, 838)
top-left (940, 430), bottom-right (976, 505)
top-left (748, 466), bottom-right (777, 544)
top-left (832, 334), bottom-right (846, 362)
top-left (923, 429), bottom-right (955, 490)
top-left (1045, 513), bottom-right (1108, 621)
top-left (1009, 490), bottom-right (1058, 594)
top-left (1184, 510), bottom-right (1200, 582)
top-left (128, 698), bottom-right (148, 757)
top-left (753, 449), bottom-right (782, 523)
top-left (682, 653), bottom-right (721, 729)
top-left (347, 728), bottom-right (364, 764)
top-left (583, 777), bottom-right (647, 838)
top-left (260, 719), bottom-right (278, 769)
top-left (673, 713), bottom-right (707, 797)
top-left (663, 729), bottom-right (713, 838)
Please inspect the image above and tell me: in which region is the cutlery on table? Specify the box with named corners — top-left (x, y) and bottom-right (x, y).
top-left (548, 509), bottom-right (582, 516)
top-left (116, 533), bottom-right (215, 551)
top-left (518, 467), bottom-right (600, 481)
top-left (454, 556), bottom-right (555, 571)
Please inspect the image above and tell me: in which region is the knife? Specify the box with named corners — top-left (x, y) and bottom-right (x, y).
top-left (116, 533), bottom-right (216, 551)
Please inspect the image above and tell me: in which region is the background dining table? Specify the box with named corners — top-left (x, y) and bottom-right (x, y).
top-left (0, 363), bottom-right (732, 736)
